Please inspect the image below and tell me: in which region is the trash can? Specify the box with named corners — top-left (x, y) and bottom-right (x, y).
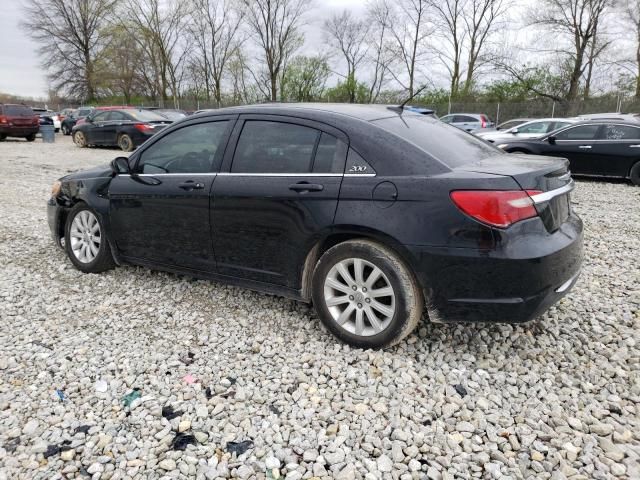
top-left (40, 125), bottom-right (55, 143)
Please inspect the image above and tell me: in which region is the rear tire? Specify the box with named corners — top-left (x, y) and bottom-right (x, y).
top-left (630, 161), bottom-right (640, 186)
top-left (0, 134), bottom-right (6, 141)
top-left (311, 239), bottom-right (423, 349)
top-left (73, 131), bottom-right (86, 147)
top-left (64, 203), bottom-right (115, 273)
top-left (118, 134), bottom-right (134, 152)
top-left (25, 134), bottom-right (36, 142)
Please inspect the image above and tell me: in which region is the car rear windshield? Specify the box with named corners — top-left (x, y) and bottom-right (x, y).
top-left (2, 105), bottom-right (34, 116)
top-left (372, 115), bottom-right (502, 167)
top-left (124, 109), bottom-right (169, 122)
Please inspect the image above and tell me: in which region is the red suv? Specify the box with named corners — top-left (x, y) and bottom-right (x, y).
top-left (0, 104), bottom-right (39, 141)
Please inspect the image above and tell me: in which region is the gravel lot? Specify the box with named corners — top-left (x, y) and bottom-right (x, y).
top-left (0, 135), bottom-right (639, 480)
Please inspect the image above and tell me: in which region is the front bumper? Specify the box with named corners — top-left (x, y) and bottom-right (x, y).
top-left (47, 198), bottom-right (65, 249)
top-left (407, 213), bottom-right (583, 323)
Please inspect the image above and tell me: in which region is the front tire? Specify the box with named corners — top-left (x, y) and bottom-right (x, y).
top-left (311, 239), bottom-right (423, 349)
top-left (64, 204), bottom-right (115, 273)
top-left (118, 134), bottom-right (134, 152)
top-left (25, 134), bottom-right (36, 142)
top-left (73, 131), bottom-right (87, 147)
top-left (0, 134), bottom-right (6, 141)
top-left (630, 161), bottom-right (640, 186)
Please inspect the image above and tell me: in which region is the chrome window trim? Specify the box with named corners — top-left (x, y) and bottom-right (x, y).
top-left (118, 172), bottom-right (378, 178)
top-left (118, 173), bottom-right (218, 177)
top-left (529, 179), bottom-right (575, 204)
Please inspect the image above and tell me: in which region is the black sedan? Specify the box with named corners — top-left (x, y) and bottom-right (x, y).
top-left (72, 108), bottom-right (171, 151)
top-left (48, 104), bottom-right (583, 348)
top-left (496, 121), bottom-right (640, 185)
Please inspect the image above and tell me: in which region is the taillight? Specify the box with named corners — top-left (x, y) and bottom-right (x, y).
top-left (0, 115), bottom-right (7, 124)
top-left (450, 190), bottom-right (542, 228)
top-left (134, 123), bottom-right (154, 133)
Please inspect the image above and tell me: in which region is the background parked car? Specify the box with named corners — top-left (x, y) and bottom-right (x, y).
top-left (0, 103), bottom-right (39, 141)
top-left (32, 107), bottom-right (55, 129)
top-left (440, 113), bottom-right (494, 131)
top-left (496, 121), bottom-right (640, 185)
top-left (155, 109), bottom-right (188, 121)
top-left (62, 107), bottom-right (95, 134)
top-left (72, 108), bottom-right (172, 151)
top-left (476, 118), bottom-right (576, 143)
top-left (576, 112), bottom-right (640, 122)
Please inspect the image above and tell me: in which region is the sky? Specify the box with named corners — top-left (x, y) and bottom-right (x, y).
top-left (0, 0), bottom-right (366, 99)
top-left (0, 0), bottom-right (48, 98)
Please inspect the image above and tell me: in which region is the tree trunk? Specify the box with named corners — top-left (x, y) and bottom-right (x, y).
top-left (270, 74), bottom-right (277, 102)
top-left (637, 28), bottom-right (640, 99)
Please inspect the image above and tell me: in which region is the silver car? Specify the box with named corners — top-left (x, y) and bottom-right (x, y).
top-left (440, 113), bottom-right (494, 131)
top-left (475, 118), bottom-right (577, 143)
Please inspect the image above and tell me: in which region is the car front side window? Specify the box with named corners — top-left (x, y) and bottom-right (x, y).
top-left (231, 121), bottom-right (320, 174)
top-left (137, 121), bottom-right (229, 174)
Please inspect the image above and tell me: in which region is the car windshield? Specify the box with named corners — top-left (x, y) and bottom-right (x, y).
top-left (124, 109), bottom-right (169, 122)
top-left (4, 105), bottom-right (33, 116)
top-left (373, 115), bottom-right (501, 167)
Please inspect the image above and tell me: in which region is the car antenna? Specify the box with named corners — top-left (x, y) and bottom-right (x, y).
top-left (389, 84), bottom-right (429, 113)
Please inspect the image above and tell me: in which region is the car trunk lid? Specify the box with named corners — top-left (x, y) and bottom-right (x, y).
top-left (458, 154), bottom-right (573, 232)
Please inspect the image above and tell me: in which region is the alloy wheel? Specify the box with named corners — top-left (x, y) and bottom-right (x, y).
top-left (323, 258), bottom-right (396, 336)
top-left (74, 131), bottom-right (85, 146)
top-left (69, 210), bottom-right (101, 264)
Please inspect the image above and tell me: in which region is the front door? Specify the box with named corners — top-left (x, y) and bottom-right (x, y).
top-left (85, 110), bottom-right (111, 144)
top-left (109, 118), bottom-right (234, 271)
top-left (212, 116), bottom-right (348, 289)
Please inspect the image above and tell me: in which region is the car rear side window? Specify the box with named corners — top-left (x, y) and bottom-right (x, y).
top-left (137, 121), bottom-right (229, 174)
top-left (232, 121), bottom-right (319, 174)
top-left (312, 133), bottom-right (347, 173)
top-left (108, 111), bottom-right (127, 121)
top-left (373, 116), bottom-right (500, 168)
top-left (603, 125), bottom-right (640, 140)
top-left (555, 125), bottom-right (600, 140)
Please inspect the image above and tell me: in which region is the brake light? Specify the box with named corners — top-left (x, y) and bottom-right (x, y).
top-left (0, 115), bottom-right (7, 124)
top-left (450, 190), bottom-right (542, 228)
top-left (134, 123), bottom-right (154, 133)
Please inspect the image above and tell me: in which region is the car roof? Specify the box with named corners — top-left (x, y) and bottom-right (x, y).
top-left (194, 103), bottom-right (427, 123)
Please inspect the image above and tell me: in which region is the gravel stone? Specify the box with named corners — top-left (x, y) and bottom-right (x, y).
top-left (0, 137), bottom-right (639, 479)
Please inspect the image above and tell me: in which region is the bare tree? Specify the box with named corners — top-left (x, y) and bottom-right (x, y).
top-left (22, 0), bottom-right (118, 101)
top-left (240, 0), bottom-right (310, 102)
top-left (430, 0), bottom-right (465, 96)
top-left (119, 0), bottom-right (189, 106)
top-left (366, 0), bottom-right (395, 103)
top-left (622, 0), bottom-right (640, 98)
top-left (188, 0), bottom-right (244, 107)
top-left (323, 10), bottom-right (368, 103)
top-left (531, 0), bottom-right (611, 101)
top-left (382, 0), bottom-right (434, 97)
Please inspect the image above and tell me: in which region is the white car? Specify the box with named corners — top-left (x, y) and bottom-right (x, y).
top-left (475, 118), bottom-right (577, 143)
top-left (51, 114), bottom-right (61, 132)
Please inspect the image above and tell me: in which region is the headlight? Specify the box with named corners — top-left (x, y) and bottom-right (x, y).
top-left (496, 144), bottom-right (509, 149)
top-left (51, 180), bottom-right (62, 197)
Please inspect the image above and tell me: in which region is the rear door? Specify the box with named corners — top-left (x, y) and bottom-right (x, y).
top-left (547, 124), bottom-right (602, 175)
top-left (590, 124), bottom-right (640, 177)
top-left (109, 118), bottom-right (234, 271)
top-left (212, 115), bottom-right (347, 289)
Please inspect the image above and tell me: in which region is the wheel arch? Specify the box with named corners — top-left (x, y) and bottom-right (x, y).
top-left (299, 226), bottom-right (428, 302)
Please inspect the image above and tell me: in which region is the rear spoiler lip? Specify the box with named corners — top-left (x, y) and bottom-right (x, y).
top-left (529, 179), bottom-right (575, 204)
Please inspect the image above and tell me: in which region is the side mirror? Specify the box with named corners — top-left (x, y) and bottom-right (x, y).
top-left (511, 128), bottom-right (519, 134)
top-left (111, 156), bottom-right (130, 174)
top-left (548, 136), bottom-right (556, 145)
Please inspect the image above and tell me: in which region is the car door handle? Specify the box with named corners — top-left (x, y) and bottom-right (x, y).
top-left (289, 182), bottom-right (324, 192)
top-left (578, 145), bottom-right (592, 149)
top-left (178, 181), bottom-right (205, 190)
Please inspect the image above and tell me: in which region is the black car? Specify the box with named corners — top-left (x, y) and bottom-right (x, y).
top-left (47, 104), bottom-right (583, 348)
top-left (61, 107), bottom-right (94, 135)
top-left (32, 107), bottom-right (54, 128)
top-left (496, 121), bottom-right (640, 185)
top-left (72, 108), bottom-right (172, 151)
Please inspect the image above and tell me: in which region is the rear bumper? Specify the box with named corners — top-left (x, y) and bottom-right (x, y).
top-left (0, 126), bottom-right (39, 136)
top-left (407, 213), bottom-right (583, 323)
